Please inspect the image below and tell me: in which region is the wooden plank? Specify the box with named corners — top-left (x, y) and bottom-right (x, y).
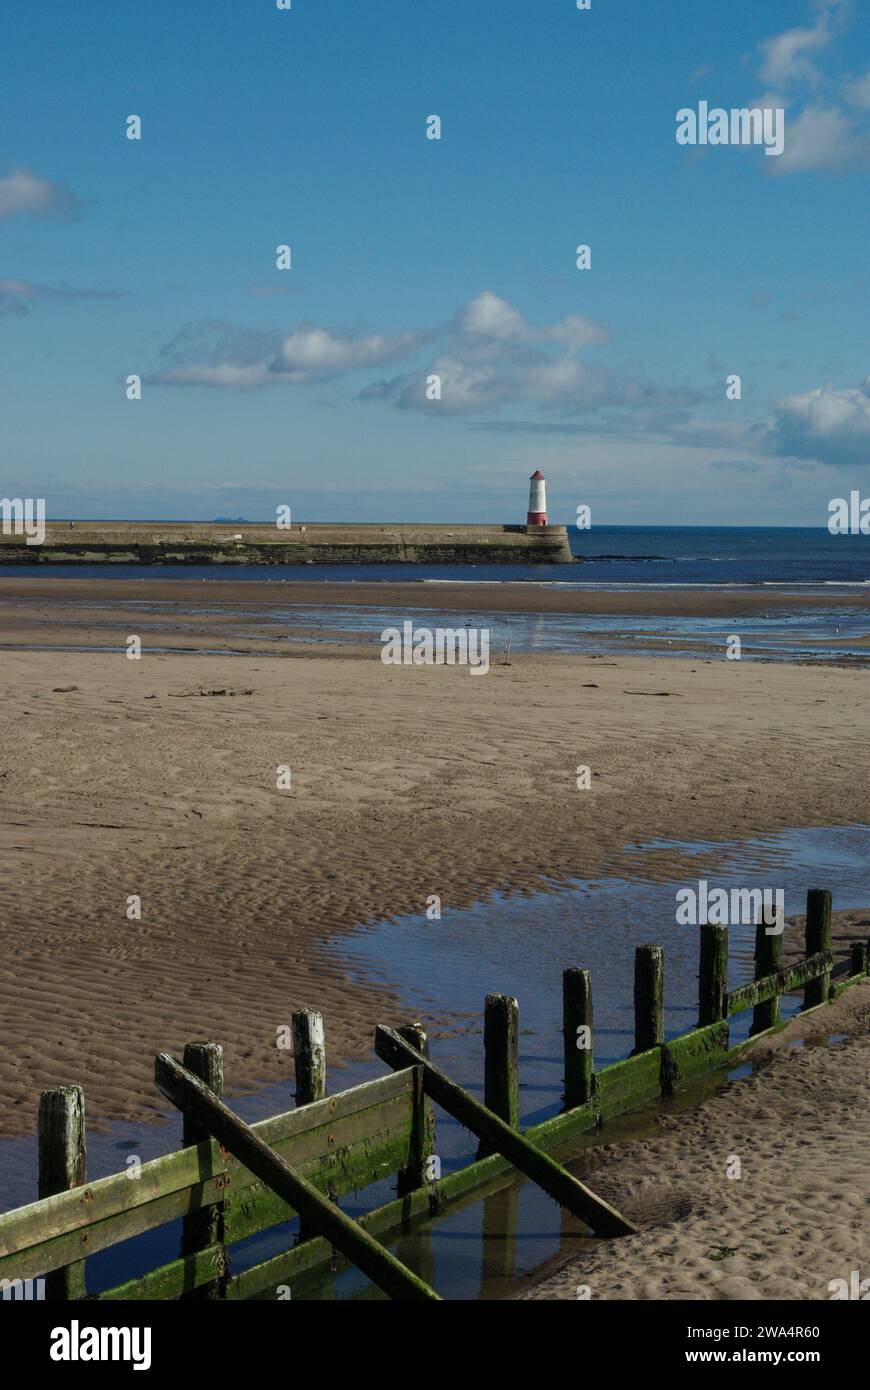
top-left (727, 951), bottom-right (832, 1015)
top-left (374, 1025), bottom-right (637, 1238)
top-left (223, 1124), bottom-right (413, 1244)
top-left (0, 1068), bottom-right (414, 1263)
top-left (90, 1246), bottom-right (224, 1302)
top-left (38, 1086), bottom-right (87, 1300)
top-left (596, 1047), bottom-right (661, 1118)
top-left (562, 967), bottom-right (594, 1108)
top-left (660, 1021), bottom-right (729, 1089)
top-left (154, 1051), bottom-right (441, 1302)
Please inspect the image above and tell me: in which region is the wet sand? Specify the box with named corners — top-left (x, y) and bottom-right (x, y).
top-left (0, 581), bottom-right (868, 1141)
top-left (1, 575), bottom-right (869, 619)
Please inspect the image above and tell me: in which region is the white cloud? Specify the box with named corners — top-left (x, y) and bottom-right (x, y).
top-left (759, 20), bottom-right (832, 88)
top-left (765, 379), bottom-right (870, 464)
top-left (750, 2), bottom-right (870, 174)
top-left (276, 324), bottom-right (419, 373)
top-left (456, 290), bottom-right (608, 350)
top-left (772, 105), bottom-right (870, 172)
top-left (153, 320), bottom-right (423, 389)
top-left (0, 168), bottom-right (79, 221)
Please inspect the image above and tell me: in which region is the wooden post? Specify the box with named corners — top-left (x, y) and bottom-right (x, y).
top-left (292, 1009), bottom-right (327, 1243)
top-left (633, 945), bottom-right (664, 1053)
top-left (751, 908), bottom-right (783, 1035)
top-left (375, 1025), bottom-right (637, 1237)
top-left (850, 942), bottom-right (868, 977)
top-left (155, 1051), bottom-right (441, 1301)
top-left (38, 1086), bottom-right (87, 1300)
top-left (478, 994), bottom-right (519, 1158)
top-left (180, 1042), bottom-right (226, 1299)
top-left (804, 889), bottom-right (832, 1007)
top-left (397, 1023), bottom-right (435, 1196)
top-left (562, 968), bottom-right (594, 1110)
top-left (292, 1009), bottom-right (326, 1107)
top-left (699, 923), bottom-right (729, 1026)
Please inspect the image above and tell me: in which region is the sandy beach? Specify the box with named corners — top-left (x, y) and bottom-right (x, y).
top-left (0, 580), bottom-right (867, 1142)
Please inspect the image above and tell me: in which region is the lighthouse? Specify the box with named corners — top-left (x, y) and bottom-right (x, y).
top-left (527, 469), bottom-right (548, 526)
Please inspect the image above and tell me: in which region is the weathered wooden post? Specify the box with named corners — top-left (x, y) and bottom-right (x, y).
top-left (38, 1085), bottom-right (87, 1300)
top-left (292, 1008), bottom-right (326, 1107)
top-left (850, 941), bottom-right (868, 977)
top-left (478, 994), bottom-right (520, 1159)
top-left (292, 1009), bottom-right (327, 1243)
top-left (698, 923), bottom-right (729, 1026)
top-left (751, 907), bottom-right (783, 1034)
top-left (633, 945), bottom-right (664, 1054)
top-left (562, 967), bottom-right (594, 1110)
top-left (396, 1023), bottom-right (435, 1196)
top-left (180, 1042), bottom-right (226, 1299)
top-left (804, 889), bottom-right (832, 1007)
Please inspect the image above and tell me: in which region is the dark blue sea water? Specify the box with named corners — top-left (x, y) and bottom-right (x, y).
top-left (1, 526), bottom-right (867, 588)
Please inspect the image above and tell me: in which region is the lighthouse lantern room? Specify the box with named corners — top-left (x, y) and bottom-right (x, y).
top-left (527, 469), bottom-right (548, 526)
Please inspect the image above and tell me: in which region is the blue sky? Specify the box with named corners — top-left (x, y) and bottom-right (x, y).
top-left (1, 0), bottom-right (868, 524)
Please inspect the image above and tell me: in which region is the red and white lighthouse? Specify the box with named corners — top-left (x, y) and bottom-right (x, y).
top-left (527, 469), bottom-right (548, 526)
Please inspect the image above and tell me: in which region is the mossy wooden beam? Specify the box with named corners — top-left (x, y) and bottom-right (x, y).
top-left (223, 1126), bottom-right (413, 1244)
top-left (0, 1069), bottom-right (415, 1282)
top-left (154, 1051), bottom-right (441, 1301)
top-left (660, 1021), bottom-right (729, 1089)
top-left (375, 1025), bottom-right (637, 1237)
top-left (596, 1047), bottom-right (661, 1118)
top-left (727, 950), bottom-right (832, 1015)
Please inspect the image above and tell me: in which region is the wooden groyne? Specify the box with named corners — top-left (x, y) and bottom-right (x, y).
top-left (0, 521), bottom-right (574, 565)
top-left (0, 888), bottom-right (866, 1301)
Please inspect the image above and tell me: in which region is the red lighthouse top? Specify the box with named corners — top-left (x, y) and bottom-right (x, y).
top-left (530, 469), bottom-right (545, 480)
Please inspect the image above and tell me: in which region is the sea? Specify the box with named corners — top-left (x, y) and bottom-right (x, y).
top-left (2, 526), bottom-right (867, 662)
top-left (0, 523), bottom-right (868, 588)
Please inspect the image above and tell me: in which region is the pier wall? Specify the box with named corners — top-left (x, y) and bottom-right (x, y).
top-left (0, 522), bottom-right (575, 565)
